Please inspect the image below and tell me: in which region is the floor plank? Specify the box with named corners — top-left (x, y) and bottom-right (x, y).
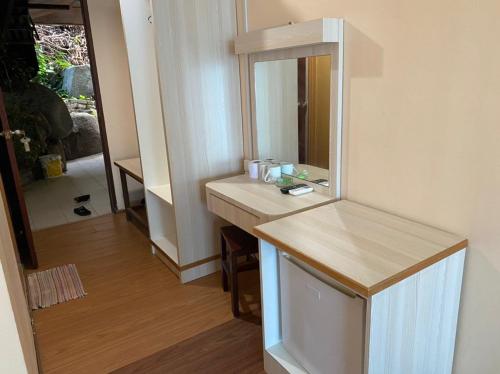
top-left (112, 318), bottom-right (264, 374)
top-left (31, 213), bottom-right (261, 374)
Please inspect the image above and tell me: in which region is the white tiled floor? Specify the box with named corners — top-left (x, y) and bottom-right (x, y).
top-left (23, 154), bottom-right (112, 231)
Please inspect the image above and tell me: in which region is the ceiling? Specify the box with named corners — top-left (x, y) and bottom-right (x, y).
top-left (28, 0), bottom-right (83, 25)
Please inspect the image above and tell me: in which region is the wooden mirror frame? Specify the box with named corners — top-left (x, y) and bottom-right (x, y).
top-left (235, 18), bottom-right (344, 198)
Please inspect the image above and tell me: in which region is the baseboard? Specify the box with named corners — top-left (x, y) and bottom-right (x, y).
top-left (153, 245), bottom-right (180, 278)
top-left (180, 259), bottom-right (220, 283)
top-left (151, 242), bottom-right (220, 282)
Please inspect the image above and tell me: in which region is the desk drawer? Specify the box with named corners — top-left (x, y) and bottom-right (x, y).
top-left (207, 193), bottom-right (261, 234)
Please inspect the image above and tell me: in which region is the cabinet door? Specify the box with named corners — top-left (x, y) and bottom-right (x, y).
top-left (279, 253), bottom-right (365, 374)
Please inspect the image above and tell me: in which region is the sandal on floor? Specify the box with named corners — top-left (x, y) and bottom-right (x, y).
top-left (74, 206), bottom-right (92, 216)
top-left (74, 194), bottom-right (91, 203)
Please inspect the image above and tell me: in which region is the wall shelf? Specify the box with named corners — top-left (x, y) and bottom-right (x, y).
top-left (266, 343), bottom-right (307, 373)
top-left (148, 184), bottom-right (173, 206)
top-left (234, 18), bottom-right (342, 55)
top-left (151, 236), bottom-right (178, 264)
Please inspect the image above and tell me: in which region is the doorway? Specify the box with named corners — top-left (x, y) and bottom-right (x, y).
top-left (21, 23), bottom-right (111, 230)
top-left (0, 0), bottom-right (116, 266)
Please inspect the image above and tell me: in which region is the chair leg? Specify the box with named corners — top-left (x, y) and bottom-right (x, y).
top-left (228, 253), bottom-right (240, 317)
top-left (221, 235), bottom-right (228, 292)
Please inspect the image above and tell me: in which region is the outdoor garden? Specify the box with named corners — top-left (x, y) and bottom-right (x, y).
top-left (2, 25), bottom-right (102, 183)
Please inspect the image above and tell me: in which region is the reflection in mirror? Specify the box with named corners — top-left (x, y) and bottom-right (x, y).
top-left (254, 55), bottom-right (331, 186)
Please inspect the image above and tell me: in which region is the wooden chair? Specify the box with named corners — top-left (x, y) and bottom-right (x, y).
top-left (220, 226), bottom-right (259, 317)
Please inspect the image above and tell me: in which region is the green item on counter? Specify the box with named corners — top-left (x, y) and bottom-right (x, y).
top-left (276, 176), bottom-right (293, 187)
top-left (296, 169), bottom-right (309, 180)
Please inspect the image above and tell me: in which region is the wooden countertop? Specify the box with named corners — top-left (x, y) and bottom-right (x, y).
top-left (114, 158), bottom-right (143, 182)
top-left (254, 200), bottom-right (467, 297)
top-left (206, 174), bottom-right (335, 221)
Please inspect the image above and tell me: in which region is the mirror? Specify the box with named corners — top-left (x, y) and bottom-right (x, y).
top-left (254, 55), bottom-right (331, 186)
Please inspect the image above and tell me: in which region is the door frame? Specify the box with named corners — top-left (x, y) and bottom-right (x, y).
top-left (0, 88), bottom-right (38, 268)
top-left (0, 176), bottom-right (39, 374)
top-left (297, 57), bottom-right (308, 164)
top-left (80, 0), bottom-right (118, 213)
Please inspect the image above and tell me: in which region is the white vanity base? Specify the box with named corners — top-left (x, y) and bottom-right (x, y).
top-left (259, 240), bottom-right (466, 374)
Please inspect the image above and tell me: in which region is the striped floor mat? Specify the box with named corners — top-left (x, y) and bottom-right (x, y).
top-left (27, 264), bottom-right (87, 310)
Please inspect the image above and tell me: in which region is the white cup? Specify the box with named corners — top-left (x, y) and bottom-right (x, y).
top-left (258, 162), bottom-right (271, 180)
top-left (263, 165), bottom-right (282, 183)
top-left (280, 162), bottom-right (297, 176)
top-left (248, 160), bottom-right (261, 179)
top-left (264, 158), bottom-right (278, 164)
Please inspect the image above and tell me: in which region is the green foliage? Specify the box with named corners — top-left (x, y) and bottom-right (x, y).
top-left (34, 44), bottom-right (48, 85)
top-left (32, 44), bottom-right (72, 98)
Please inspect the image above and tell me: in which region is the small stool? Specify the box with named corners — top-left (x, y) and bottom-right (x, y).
top-left (220, 226), bottom-right (259, 317)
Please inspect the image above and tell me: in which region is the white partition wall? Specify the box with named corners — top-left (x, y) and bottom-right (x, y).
top-left (119, 0), bottom-right (178, 262)
top-left (151, 0), bottom-right (243, 280)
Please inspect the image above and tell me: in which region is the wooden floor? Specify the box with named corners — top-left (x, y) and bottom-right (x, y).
top-left (31, 213), bottom-right (261, 374)
top-left (112, 318), bottom-right (264, 374)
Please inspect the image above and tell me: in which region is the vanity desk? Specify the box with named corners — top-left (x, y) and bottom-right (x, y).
top-left (254, 200), bottom-right (467, 374)
top-left (206, 174), bottom-right (334, 234)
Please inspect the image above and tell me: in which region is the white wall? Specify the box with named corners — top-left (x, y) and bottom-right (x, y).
top-left (0, 264), bottom-right (28, 374)
top-left (0, 181), bottom-right (37, 374)
top-left (255, 59), bottom-right (299, 162)
top-left (87, 0), bottom-right (142, 209)
top-left (247, 0), bottom-right (500, 372)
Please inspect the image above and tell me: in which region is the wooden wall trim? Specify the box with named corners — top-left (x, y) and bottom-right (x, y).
top-left (153, 245), bottom-right (180, 278)
top-left (152, 240), bottom-right (220, 273)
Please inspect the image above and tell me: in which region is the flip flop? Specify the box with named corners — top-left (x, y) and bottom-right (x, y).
top-left (74, 194), bottom-right (91, 203)
top-left (74, 206), bottom-right (92, 216)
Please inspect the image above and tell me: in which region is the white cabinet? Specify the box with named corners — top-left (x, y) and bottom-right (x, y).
top-left (279, 253), bottom-right (364, 374)
top-left (259, 239), bottom-right (466, 374)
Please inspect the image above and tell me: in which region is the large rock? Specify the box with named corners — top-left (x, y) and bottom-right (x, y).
top-left (5, 83), bottom-right (73, 139)
top-left (62, 113), bottom-right (102, 160)
top-left (62, 65), bottom-right (94, 98)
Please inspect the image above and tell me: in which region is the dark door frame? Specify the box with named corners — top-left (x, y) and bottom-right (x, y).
top-left (297, 57), bottom-right (308, 164)
top-left (80, 0), bottom-right (118, 213)
top-left (0, 88), bottom-right (38, 268)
